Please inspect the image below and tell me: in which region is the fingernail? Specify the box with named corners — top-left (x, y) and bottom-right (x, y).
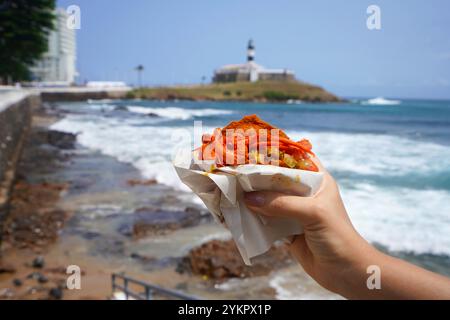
top-left (244, 192), bottom-right (266, 207)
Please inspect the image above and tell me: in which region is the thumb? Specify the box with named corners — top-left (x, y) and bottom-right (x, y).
top-left (244, 191), bottom-right (318, 226)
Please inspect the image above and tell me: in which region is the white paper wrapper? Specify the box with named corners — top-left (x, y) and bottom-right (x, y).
top-left (173, 152), bottom-right (324, 265)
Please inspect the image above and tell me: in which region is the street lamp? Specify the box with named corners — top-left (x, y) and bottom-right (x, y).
top-left (134, 65), bottom-right (144, 88)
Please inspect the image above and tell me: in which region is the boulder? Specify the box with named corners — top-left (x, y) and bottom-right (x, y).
top-left (180, 239), bottom-right (293, 280)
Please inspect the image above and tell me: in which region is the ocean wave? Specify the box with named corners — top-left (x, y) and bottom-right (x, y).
top-left (342, 183), bottom-right (450, 255)
top-left (51, 115), bottom-right (208, 193)
top-left (287, 130), bottom-right (450, 177)
top-left (126, 106), bottom-right (233, 120)
top-left (51, 114), bottom-right (450, 191)
top-left (50, 114), bottom-right (450, 256)
top-left (362, 97), bottom-right (401, 105)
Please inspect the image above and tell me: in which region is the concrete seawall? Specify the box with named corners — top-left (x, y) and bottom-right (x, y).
top-left (0, 87), bottom-right (131, 243)
top-left (39, 87), bottom-right (131, 102)
top-left (0, 92), bottom-right (39, 235)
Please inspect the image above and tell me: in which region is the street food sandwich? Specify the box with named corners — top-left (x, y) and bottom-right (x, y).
top-left (196, 114), bottom-right (318, 172)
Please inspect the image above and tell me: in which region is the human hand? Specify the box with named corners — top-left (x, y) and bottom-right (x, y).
top-left (245, 158), bottom-right (450, 299)
top-left (244, 158), bottom-right (379, 297)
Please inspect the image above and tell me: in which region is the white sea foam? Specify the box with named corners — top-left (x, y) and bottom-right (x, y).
top-left (288, 130), bottom-right (450, 176)
top-left (51, 116), bottom-right (192, 190)
top-left (342, 183), bottom-right (450, 255)
top-left (51, 113), bottom-right (450, 256)
top-left (87, 99), bottom-right (116, 104)
top-left (126, 106), bottom-right (233, 120)
top-left (269, 267), bottom-right (342, 300)
top-left (78, 204), bottom-right (129, 219)
top-left (84, 103), bottom-right (116, 111)
top-left (362, 97), bottom-right (401, 105)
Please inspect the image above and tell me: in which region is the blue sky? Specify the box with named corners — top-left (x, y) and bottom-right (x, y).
top-left (58, 0), bottom-right (450, 99)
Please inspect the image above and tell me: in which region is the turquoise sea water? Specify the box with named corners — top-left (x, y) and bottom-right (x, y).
top-left (52, 97), bottom-right (450, 277)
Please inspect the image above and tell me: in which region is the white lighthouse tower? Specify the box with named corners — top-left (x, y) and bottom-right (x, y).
top-left (247, 39), bottom-right (255, 62)
top-left (247, 39), bottom-right (259, 81)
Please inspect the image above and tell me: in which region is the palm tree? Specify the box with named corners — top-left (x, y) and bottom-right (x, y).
top-left (134, 65), bottom-right (144, 88)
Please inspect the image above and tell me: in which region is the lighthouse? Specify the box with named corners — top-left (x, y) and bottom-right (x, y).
top-left (212, 39), bottom-right (295, 83)
top-left (247, 39), bottom-right (255, 62)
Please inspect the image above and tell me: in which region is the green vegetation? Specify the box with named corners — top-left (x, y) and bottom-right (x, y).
top-left (0, 0), bottom-right (56, 83)
top-left (128, 80), bottom-right (340, 103)
top-left (262, 91), bottom-right (299, 101)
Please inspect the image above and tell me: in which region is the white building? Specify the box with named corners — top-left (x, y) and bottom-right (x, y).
top-left (213, 40), bottom-right (295, 83)
top-left (30, 8), bottom-right (77, 85)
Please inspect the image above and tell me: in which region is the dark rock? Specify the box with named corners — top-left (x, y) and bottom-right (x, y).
top-left (130, 252), bottom-right (156, 263)
top-left (68, 177), bottom-right (96, 191)
top-left (184, 206), bottom-right (201, 214)
top-left (13, 279), bottom-right (23, 287)
top-left (117, 224), bottom-right (133, 237)
top-left (131, 208), bottom-right (202, 238)
top-left (37, 274), bottom-right (49, 283)
top-left (49, 287), bottom-right (63, 300)
top-left (80, 231), bottom-right (101, 240)
top-left (179, 239), bottom-right (293, 280)
top-left (146, 112), bottom-right (159, 117)
top-left (130, 252), bottom-right (141, 259)
top-left (47, 130), bottom-right (77, 149)
top-left (27, 271), bottom-right (44, 280)
top-left (114, 106), bottom-right (128, 111)
top-left (119, 205), bottom-right (210, 239)
top-left (32, 256), bottom-right (45, 269)
top-left (176, 258), bottom-right (191, 274)
top-left (34, 129), bottom-right (76, 150)
top-left (184, 206), bottom-right (211, 222)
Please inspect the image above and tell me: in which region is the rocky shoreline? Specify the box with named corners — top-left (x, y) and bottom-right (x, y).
top-left (2, 109), bottom-right (77, 250)
top-left (0, 102), bottom-right (78, 299)
top-left (0, 100), bottom-right (336, 300)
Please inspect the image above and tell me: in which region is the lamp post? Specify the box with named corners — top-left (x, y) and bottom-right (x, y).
top-left (135, 65), bottom-right (144, 88)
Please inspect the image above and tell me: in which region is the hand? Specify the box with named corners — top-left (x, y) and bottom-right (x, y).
top-left (244, 158), bottom-right (375, 296)
top-left (244, 158), bottom-right (450, 299)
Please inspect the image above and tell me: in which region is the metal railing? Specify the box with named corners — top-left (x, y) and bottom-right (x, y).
top-left (111, 273), bottom-right (199, 300)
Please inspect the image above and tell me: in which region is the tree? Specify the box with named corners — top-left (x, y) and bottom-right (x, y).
top-left (0, 0), bottom-right (55, 83)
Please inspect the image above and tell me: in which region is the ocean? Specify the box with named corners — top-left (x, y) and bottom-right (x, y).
top-left (51, 97), bottom-right (450, 297)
